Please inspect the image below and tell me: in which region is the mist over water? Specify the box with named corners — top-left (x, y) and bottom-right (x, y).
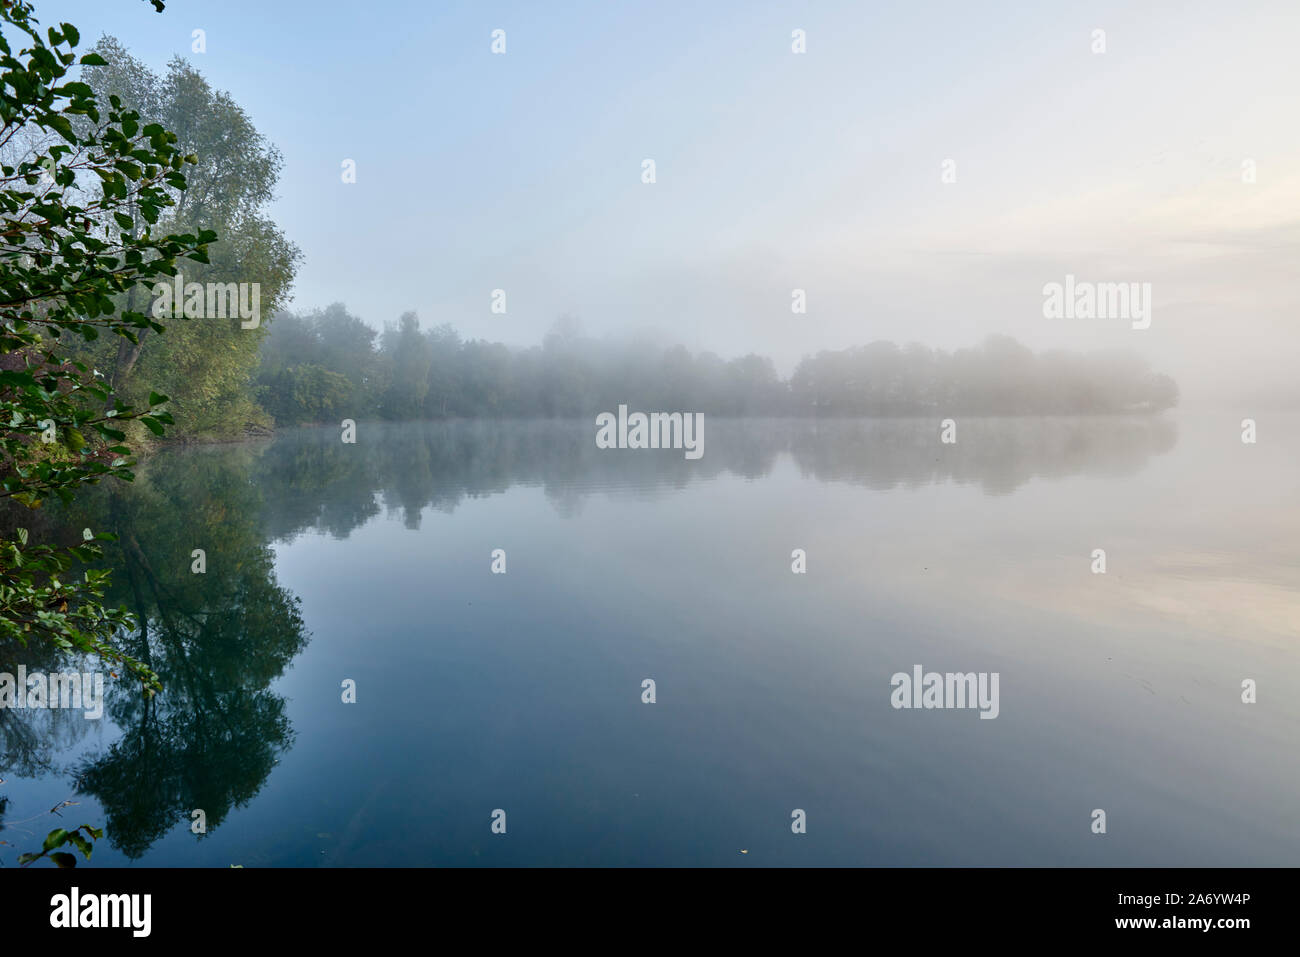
top-left (2, 413), bottom-right (1295, 866)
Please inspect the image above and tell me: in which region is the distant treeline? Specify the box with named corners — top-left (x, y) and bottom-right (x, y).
top-left (256, 305), bottom-right (1179, 425)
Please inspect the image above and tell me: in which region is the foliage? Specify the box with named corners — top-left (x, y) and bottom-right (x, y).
top-left (257, 311), bottom-right (1179, 422)
top-left (0, 0), bottom-right (203, 686)
top-left (259, 362), bottom-right (352, 425)
top-left (63, 35), bottom-right (300, 440)
top-left (378, 311), bottom-right (432, 419)
top-left (788, 335), bottom-right (1180, 415)
top-left (18, 823), bottom-right (101, 867)
top-left (257, 303), bottom-right (379, 424)
top-left (0, 525), bottom-right (158, 691)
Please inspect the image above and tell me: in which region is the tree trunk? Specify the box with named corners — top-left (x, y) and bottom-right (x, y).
top-left (106, 285), bottom-right (148, 409)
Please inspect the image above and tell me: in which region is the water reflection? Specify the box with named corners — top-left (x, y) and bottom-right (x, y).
top-left (1, 445), bottom-right (307, 860)
top-left (257, 416), bottom-right (1178, 534)
top-left (0, 415), bottom-right (1179, 862)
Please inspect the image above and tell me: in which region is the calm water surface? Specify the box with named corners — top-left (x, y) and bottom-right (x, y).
top-left (2, 414), bottom-right (1297, 866)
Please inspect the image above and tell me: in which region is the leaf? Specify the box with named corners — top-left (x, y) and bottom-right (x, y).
top-left (67, 832), bottom-right (92, 858)
top-left (49, 852), bottom-right (78, 868)
top-left (43, 828), bottom-right (69, 851)
top-left (46, 114), bottom-right (76, 143)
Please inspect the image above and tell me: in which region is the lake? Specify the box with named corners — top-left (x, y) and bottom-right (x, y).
top-left (1, 413), bottom-right (1297, 866)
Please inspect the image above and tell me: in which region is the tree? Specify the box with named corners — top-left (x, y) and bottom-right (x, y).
top-left (378, 311), bottom-right (431, 419)
top-left (256, 303), bottom-right (377, 425)
top-left (67, 36), bottom-right (300, 439)
top-left (0, 0), bottom-right (210, 689)
top-left (261, 363), bottom-right (352, 425)
top-left (423, 322), bottom-right (461, 417)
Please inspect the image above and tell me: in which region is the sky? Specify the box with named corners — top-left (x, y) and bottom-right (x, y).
top-left (42, 0), bottom-right (1300, 404)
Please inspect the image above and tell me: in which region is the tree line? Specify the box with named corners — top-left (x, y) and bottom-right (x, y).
top-left (257, 307), bottom-right (1180, 425)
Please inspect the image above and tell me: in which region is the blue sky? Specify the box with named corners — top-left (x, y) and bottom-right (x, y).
top-left (39, 0), bottom-right (1300, 401)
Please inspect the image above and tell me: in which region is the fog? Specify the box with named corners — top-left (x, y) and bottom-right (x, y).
top-left (46, 0), bottom-right (1300, 410)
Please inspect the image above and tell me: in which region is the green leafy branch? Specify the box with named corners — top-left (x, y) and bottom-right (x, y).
top-left (17, 823), bottom-right (101, 867)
